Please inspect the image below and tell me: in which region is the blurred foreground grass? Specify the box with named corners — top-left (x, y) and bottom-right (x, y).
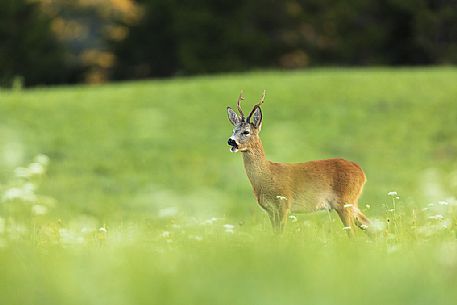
top-left (1, 68), bottom-right (457, 305)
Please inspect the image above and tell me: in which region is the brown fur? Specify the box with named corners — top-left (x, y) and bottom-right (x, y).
top-left (242, 136), bottom-right (368, 234)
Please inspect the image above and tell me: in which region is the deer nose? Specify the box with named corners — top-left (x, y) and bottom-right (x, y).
top-left (228, 138), bottom-right (237, 146)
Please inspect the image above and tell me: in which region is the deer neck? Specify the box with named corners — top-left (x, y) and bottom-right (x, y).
top-left (242, 138), bottom-right (270, 189)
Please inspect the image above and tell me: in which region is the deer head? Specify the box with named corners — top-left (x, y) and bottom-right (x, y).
top-left (227, 90), bottom-right (265, 152)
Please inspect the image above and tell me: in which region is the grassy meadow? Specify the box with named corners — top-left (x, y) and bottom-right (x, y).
top-left (1, 67), bottom-right (457, 305)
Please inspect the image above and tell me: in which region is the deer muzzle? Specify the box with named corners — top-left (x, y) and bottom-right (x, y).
top-left (227, 138), bottom-right (238, 152)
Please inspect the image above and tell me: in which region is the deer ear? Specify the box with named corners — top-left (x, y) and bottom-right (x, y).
top-left (249, 106), bottom-right (262, 129)
top-left (227, 107), bottom-right (240, 125)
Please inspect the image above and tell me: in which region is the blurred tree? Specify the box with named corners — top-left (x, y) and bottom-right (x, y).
top-left (110, 0), bottom-right (178, 78)
top-left (111, 0), bottom-right (297, 79)
top-left (112, 0), bottom-right (457, 80)
top-left (414, 0), bottom-right (457, 64)
top-left (0, 0), bottom-right (78, 87)
top-left (294, 0), bottom-right (437, 65)
top-left (171, 0), bottom-right (290, 74)
top-left (1, 0), bottom-right (455, 85)
top-left (39, 0), bottom-right (142, 84)
top-left (286, 0), bottom-right (457, 65)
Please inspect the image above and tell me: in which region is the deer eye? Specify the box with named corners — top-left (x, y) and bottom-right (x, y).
top-left (242, 131), bottom-right (250, 135)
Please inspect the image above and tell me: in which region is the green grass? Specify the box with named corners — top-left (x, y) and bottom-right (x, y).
top-left (1, 67), bottom-right (457, 305)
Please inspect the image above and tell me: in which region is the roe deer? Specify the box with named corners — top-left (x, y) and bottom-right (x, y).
top-left (226, 91), bottom-right (369, 234)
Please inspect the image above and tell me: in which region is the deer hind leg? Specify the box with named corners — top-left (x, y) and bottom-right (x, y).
top-left (335, 207), bottom-right (355, 237)
top-left (336, 202), bottom-right (371, 237)
top-left (354, 208), bottom-right (370, 230)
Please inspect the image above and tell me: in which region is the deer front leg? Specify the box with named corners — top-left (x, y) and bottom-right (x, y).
top-left (266, 209), bottom-right (278, 231)
top-left (265, 197), bottom-right (290, 234)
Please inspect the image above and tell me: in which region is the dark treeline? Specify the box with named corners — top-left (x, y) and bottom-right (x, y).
top-left (1, 0), bottom-right (456, 86)
top-left (0, 0), bottom-right (81, 87)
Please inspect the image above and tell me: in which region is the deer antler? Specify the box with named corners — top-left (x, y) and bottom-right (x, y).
top-left (247, 90), bottom-right (266, 123)
top-left (254, 90), bottom-right (266, 107)
top-left (237, 90), bottom-right (245, 121)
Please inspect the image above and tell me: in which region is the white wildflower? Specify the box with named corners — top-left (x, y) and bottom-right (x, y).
top-left (441, 219), bottom-right (452, 229)
top-left (2, 184), bottom-right (36, 202)
top-left (365, 204), bottom-right (371, 209)
top-left (99, 226), bottom-right (108, 233)
top-left (13, 155), bottom-right (49, 179)
top-left (446, 197), bottom-right (457, 206)
top-left (203, 217), bottom-right (219, 225)
top-left (158, 207), bottom-right (178, 218)
top-left (14, 167), bottom-right (30, 178)
top-left (2, 187), bottom-right (23, 201)
top-left (2, 183), bottom-right (36, 202)
top-left (28, 162), bottom-right (44, 176)
top-left (160, 231), bottom-right (170, 238)
top-left (31, 204), bottom-right (48, 215)
top-left (289, 215), bottom-right (298, 222)
top-left (428, 214), bottom-right (444, 220)
top-left (223, 224), bottom-right (234, 230)
top-left (224, 224), bottom-right (235, 233)
top-left (417, 220), bottom-right (451, 237)
top-left (34, 154), bottom-right (50, 166)
top-left (438, 201), bottom-right (449, 206)
top-left (387, 191), bottom-right (398, 197)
